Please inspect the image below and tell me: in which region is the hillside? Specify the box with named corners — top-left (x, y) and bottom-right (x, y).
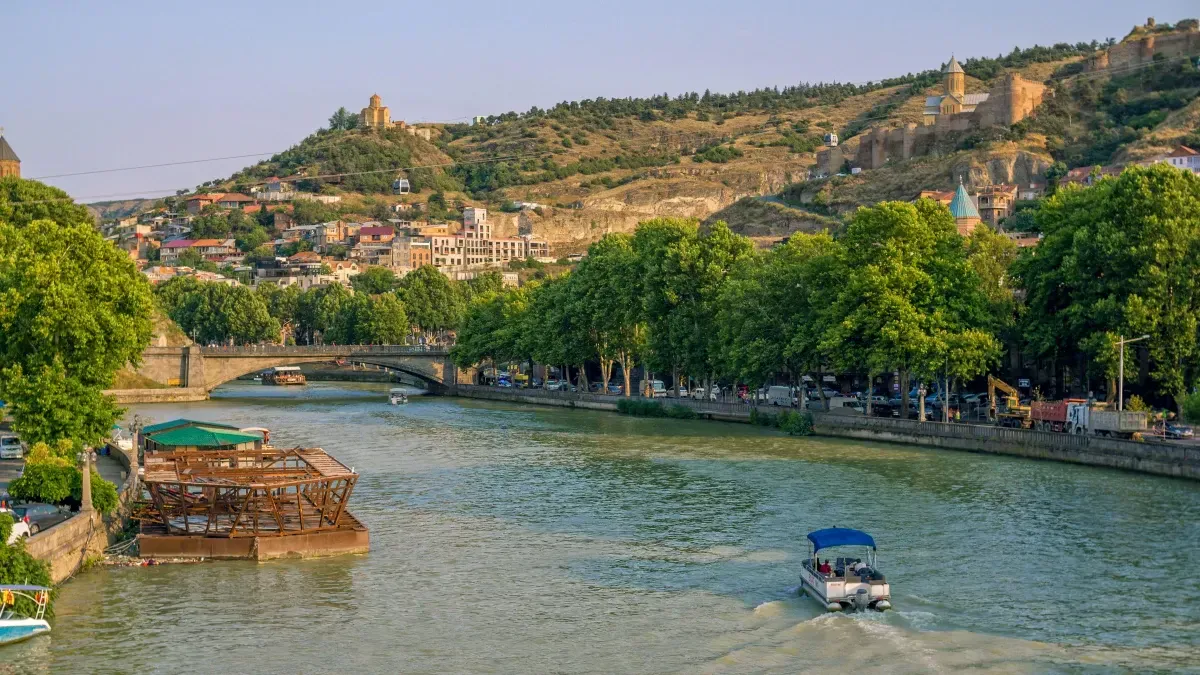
top-left (88, 197), bottom-right (159, 222)
top-left (193, 21), bottom-right (1199, 250)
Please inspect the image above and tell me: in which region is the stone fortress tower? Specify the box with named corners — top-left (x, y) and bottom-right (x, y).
top-left (0, 130), bottom-right (20, 178)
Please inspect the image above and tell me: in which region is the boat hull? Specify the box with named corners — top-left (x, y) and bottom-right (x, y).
top-left (0, 619), bottom-right (51, 646)
top-left (800, 572), bottom-right (891, 612)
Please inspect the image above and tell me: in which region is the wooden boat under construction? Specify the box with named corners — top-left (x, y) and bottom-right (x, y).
top-left (134, 446), bottom-right (368, 560)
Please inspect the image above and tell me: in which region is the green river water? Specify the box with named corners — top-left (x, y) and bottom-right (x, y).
top-left (3, 382), bottom-right (1198, 674)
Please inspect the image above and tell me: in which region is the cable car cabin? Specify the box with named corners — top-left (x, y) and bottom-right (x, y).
top-left (392, 178), bottom-right (411, 195)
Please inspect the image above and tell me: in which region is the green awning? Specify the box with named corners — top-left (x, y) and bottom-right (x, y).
top-left (146, 426), bottom-right (262, 448)
top-left (142, 418), bottom-right (241, 435)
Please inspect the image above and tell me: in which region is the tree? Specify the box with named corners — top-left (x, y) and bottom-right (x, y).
top-left (1045, 161), bottom-right (1068, 194)
top-left (569, 234), bottom-right (646, 393)
top-left (0, 177), bottom-right (92, 230)
top-left (1015, 164), bottom-right (1200, 409)
top-left (296, 283), bottom-right (351, 344)
top-left (396, 265), bottom-right (462, 337)
top-left (351, 266), bottom-right (398, 295)
top-left (0, 203), bottom-right (155, 447)
top-left (820, 200), bottom-right (997, 417)
top-left (156, 278), bottom-right (279, 345)
top-left (328, 107), bottom-right (359, 132)
top-left (716, 232), bottom-right (838, 399)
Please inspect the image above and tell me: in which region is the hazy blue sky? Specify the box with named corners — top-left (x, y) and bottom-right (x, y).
top-left (1, 1), bottom-right (1192, 201)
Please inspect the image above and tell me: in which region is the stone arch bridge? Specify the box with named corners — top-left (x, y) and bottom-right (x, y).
top-left (135, 345), bottom-right (459, 394)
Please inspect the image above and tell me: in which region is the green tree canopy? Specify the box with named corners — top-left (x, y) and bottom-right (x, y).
top-left (397, 265), bottom-right (462, 336)
top-left (0, 193), bottom-right (154, 446)
top-left (1015, 164), bottom-right (1200, 408)
top-left (351, 266), bottom-right (398, 295)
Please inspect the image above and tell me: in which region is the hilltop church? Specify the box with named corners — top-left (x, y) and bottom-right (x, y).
top-left (922, 56), bottom-right (990, 124)
top-left (0, 131), bottom-right (19, 178)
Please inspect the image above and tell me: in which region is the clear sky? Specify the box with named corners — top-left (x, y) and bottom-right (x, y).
top-left (1, 0), bottom-right (1193, 202)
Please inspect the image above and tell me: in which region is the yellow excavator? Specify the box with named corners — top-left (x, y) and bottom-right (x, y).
top-left (987, 376), bottom-right (1031, 428)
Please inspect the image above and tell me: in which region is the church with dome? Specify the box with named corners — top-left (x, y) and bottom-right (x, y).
top-left (0, 132), bottom-right (20, 178)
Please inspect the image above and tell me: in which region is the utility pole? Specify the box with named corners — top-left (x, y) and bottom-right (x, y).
top-left (1116, 334), bottom-right (1151, 411)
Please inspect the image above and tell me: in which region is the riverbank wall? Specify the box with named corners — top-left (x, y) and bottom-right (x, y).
top-left (26, 446), bottom-right (138, 583)
top-left (452, 385), bottom-right (1200, 481)
top-left (106, 387), bottom-right (209, 404)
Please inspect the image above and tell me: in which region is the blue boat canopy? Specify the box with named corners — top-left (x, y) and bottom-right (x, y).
top-left (807, 528), bottom-right (876, 552)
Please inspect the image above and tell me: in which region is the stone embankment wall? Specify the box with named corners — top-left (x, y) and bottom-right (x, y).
top-left (25, 446), bottom-right (138, 583)
top-left (106, 387), bottom-right (210, 404)
top-left (452, 385), bottom-right (1200, 481)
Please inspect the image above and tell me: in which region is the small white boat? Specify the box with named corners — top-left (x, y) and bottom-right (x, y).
top-left (0, 585), bottom-right (51, 646)
top-left (798, 528), bottom-right (892, 612)
top-left (389, 388), bottom-right (408, 405)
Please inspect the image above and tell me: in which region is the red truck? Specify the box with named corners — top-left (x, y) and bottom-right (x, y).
top-left (1030, 400), bottom-right (1076, 432)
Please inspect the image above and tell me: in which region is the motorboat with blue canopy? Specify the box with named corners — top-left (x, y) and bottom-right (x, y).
top-left (0, 585), bottom-right (51, 646)
top-left (799, 528), bottom-right (891, 611)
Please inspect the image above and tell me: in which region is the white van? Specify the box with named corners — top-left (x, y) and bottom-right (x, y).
top-left (0, 434), bottom-right (24, 460)
top-left (640, 380), bottom-right (668, 398)
top-left (766, 386), bottom-right (794, 407)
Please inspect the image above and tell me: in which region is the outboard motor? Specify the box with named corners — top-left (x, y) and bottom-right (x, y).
top-left (854, 588), bottom-right (870, 611)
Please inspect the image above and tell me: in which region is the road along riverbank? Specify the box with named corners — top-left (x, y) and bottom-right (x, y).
top-left (452, 384), bottom-right (1200, 481)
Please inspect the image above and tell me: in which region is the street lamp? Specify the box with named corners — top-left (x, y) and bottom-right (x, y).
top-left (1116, 334), bottom-right (1151, 411)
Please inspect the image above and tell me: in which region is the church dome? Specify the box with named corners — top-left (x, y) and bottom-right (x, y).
top-left (949, 181), bottom-right (979, 219)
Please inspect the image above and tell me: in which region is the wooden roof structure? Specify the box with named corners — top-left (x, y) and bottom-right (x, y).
top-left (138, 447), bottom-right (358, 537)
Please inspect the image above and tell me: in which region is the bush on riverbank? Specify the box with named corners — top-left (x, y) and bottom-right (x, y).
top-left (615, 399), bottom-right (701, 420)
top-left (0, 513), bottom-right (54, 619)
top-left (750, 408), bottom-right (814, 436)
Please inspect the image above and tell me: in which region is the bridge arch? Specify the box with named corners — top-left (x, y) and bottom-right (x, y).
top-left (134, 345), bottom-right (455, 394)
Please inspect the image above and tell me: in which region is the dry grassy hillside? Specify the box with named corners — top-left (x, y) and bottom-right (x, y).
top-left (189, 26), bottom-right (1198, 249)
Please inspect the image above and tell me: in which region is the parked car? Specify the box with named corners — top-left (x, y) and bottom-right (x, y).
top-left (0, 434), bottom-right (24, 460)
top-left (589, 382), bottom-right (605, 393)
top-left (2, 499), bottom-right (30, 544)
top-left (692, 386), bottom-right (718, 401)
top-left (1165, 422), bottom-right (1195, 439)
top-left (531, 378), bottom-right (543, 388)
top-left (11, 503), bottom-right (72, 535)
top-left (607, 383), bottom-right (624, 395)
top-left (676, 386), bottom-right (689, 398)
top-left (545, 379), bottom-right (567, 391)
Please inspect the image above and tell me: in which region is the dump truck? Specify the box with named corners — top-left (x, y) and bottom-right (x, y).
top-left (987, 376), bottom-right (1031, 428)
top-left (1066, 405), bottom-right (1148, 438)
top-left (1029, 399), bottom-right (1089, 433)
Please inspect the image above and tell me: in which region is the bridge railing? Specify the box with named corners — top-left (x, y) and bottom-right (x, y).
top-left (196, 344), bottom-right (450, 356)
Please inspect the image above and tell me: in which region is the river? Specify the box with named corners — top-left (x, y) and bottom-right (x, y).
top-left (5, 382), bottom-right (1199, 674)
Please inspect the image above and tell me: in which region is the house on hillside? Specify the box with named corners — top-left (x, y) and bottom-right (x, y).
top-left (974, 184), bottom-right (1018, 228)
top-left (358, 225), bottom-right (395, 244)
top-left (159, 239), bottom-right (195, 263)
top-left (1162, 145), bottom-right (1200, 174)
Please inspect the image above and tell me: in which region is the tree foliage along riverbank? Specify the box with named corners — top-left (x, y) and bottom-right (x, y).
top-left (454, 165), bottom-right (1200, 415)
top-left (0, 177), bottom-right (155, 448)
top-left (155, 266), bottom-right (506, 346)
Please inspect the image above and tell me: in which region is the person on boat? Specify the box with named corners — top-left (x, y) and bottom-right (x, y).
top-left (850, 559), bottom-right (867, 574)
top-left (818, 559), bottom-right (832, 576)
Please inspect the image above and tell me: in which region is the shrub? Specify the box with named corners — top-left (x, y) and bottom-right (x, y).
top-left (0, 512), bottom-right (12, 544)
top-left (1181, 391), bottom-right (1200, 424)
top-left (8, 462), bottom-right (75, 505)
top-left (1126, 395), bottom-right (1151, 413)
top-left (71, 469), bottom-right (119, 515)
top-left (666, 405), bottom-right (698, 420)
top-left (0, 539), bottom-right (54, 619)
top-left (778, 410), bottom-right (815, 436)
top-left (616, 399), bottom-right (666, 417)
